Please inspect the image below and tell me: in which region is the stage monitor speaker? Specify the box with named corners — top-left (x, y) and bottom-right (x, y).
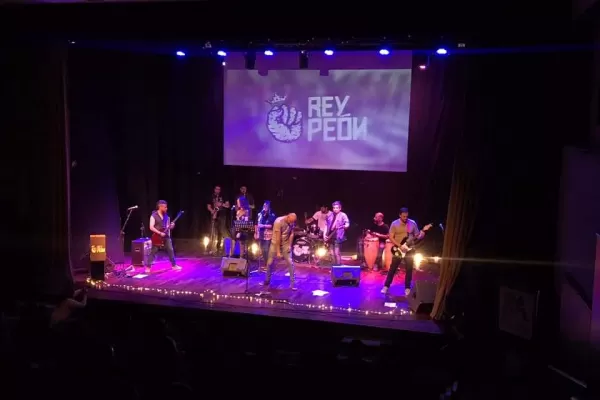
top-left (131, 238), bottom-right (152, 266)
top-left (331, 265), bottom-right (361, 286)
top-left (408, 280), bottom-right (438, 314)
top-left (90, 261), bottom-right (105, 281)
top-left (90, 234), bottom-right (107, 262)
top-left (221, 257), bottom-right (248, 277)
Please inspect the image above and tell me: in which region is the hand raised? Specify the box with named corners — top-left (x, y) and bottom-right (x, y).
top-left (267, 104), bottom-right (302, 142)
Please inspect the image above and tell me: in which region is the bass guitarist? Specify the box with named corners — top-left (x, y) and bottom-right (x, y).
top-left (381, 207), bottom-right (431, 296)
top-left (147, 200), bottom-right (182, 274)
top-left (324, 201), bottom-right (350, 265)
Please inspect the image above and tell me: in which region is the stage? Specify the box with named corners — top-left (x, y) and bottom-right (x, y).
top-left (87, 255), bottom-right (442, 335)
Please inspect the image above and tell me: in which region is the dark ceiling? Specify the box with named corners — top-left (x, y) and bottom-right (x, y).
top-left (0, 2), bottom-right (591, 48)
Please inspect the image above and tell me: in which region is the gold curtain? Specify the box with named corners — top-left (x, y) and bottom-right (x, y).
top-left (430, 139), bottom-right (479, 320)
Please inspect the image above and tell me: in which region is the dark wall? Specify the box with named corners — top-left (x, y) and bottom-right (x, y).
top-left (68, 48), bottom-right (461, 251)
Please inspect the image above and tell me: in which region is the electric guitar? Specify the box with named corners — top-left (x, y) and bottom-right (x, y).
top-left (391, 223), bottom-right (433, 258)
top-left (151, 210), bottom-right (185, 247)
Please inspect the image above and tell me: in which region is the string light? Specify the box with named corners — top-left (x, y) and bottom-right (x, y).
top-left (86, 278), bottom-right (412, 317)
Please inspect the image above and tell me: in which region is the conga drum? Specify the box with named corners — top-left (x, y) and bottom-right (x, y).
top-left (384, 239), bottom-right (393, 270)
top-left (363, 237), bottom-right (379, 269)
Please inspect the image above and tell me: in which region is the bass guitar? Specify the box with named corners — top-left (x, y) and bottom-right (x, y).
top-left (390, 223), bottom-right (433, 258)
top-left (151, 210), bottom-right (185, 247)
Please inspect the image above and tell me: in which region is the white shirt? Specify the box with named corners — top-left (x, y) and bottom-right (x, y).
top-left (312, 211), bottom-right (332, 233)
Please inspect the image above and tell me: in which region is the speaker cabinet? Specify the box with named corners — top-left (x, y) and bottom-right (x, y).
top-left (408, 280), bottom-right (438, 313)
top-left (131, 238), bottom-right (152, 266)
top-left (90, 261), bottom-right (105, 281)
top-left (221, 257), bottom-right (248, 277)
top-left (331, 265), bottom-right (361, 286)
top-left (90, 234), bottom-right (107, 262)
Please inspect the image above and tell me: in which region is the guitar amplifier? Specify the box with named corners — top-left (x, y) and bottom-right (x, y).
top-left (131, 238), bottom-right (152, 266)
top-left (331, 265), bottom-right (361, 286)
top-left (221, 257), bottom-right (248, 277)
top-left (90, 234), bottom-right (107, 262)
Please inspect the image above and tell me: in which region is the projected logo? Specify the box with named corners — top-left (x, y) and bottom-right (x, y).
top-left (265, 94), bottom-right (303, 143)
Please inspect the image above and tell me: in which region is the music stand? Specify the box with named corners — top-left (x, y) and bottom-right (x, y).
top-left (229, 220), bottom-right (264, 297)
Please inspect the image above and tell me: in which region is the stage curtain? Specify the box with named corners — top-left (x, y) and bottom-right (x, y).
top-left (430, 141), bottom-right (479, 320)
top-left (68, 49), bottom-right (223, 251)
top-left (2, 40), bottom-right (72, 300)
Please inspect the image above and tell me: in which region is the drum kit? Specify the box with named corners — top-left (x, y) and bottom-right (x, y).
top-left (292, 223), bottom-right (329, 265)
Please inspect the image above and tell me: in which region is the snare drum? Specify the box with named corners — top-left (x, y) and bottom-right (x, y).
top-left (292, 237), bottom-right (311, 263)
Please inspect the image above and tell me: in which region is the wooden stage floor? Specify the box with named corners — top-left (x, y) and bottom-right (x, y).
top-left (88, 255), bottom-right (442, 335)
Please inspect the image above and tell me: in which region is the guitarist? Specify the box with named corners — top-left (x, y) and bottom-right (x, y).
top-left (324, 201), bottom-right (350, 265)
top-left (147, 200), bottom-right (181, 274)
top-left (381, 207), bottom-right (430, 296)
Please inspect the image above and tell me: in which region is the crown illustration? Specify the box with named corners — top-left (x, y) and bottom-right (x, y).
top-left (265, 93), bottom-right (287, 105)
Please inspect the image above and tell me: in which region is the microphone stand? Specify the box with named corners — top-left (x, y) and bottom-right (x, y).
top-left (114, 208), bottom-right (135, 277)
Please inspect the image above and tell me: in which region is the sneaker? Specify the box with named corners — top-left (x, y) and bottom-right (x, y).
top-left (404, 288), bottom-right (410, 297)
top-left (172, 265), bottom-right (182, 271)
top-left (381, 286), bottom-right (388, 294)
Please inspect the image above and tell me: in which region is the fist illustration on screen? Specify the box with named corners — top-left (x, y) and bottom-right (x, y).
top-left (266, 98), bottom-right (303, 143)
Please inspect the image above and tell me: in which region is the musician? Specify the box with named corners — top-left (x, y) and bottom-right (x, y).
top-left (236, 186), bottom-right (255, 219)
top-left (147, 200), bottom-right (181, 274)
top-left (325, 201), bottom-right (350, 265)
top-left (230, 207), bottom-right (249, 257)
top-left (256, 201), bottom-right (276, 261)
top-left (381, 207), bottom-right (427, 296)
top-left (305, 204), bottom-right (331, 235)
top-left (261, 213), bottom-right (298, 290)
top-left (366, 212), bottom-right (389, 271)
top-left (206, 185), bottom-right (230, 254)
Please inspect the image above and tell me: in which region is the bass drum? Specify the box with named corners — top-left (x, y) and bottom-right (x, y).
top-left (292, 237), bottom-right (312, 263)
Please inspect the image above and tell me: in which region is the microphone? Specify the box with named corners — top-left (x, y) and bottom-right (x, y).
top-left (127, 205), bottom-right (138, 211)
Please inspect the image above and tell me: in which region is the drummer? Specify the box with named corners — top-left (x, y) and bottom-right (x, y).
top-left (305, 204), bottom-right (332, 237)
top-left (365, 212), bottom-right (389, 271)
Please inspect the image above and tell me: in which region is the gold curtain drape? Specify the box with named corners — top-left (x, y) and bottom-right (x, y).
top-left (430, 137), bottom-right (479, 320)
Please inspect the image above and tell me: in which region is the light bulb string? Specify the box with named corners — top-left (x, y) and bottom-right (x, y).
top-left (86, 279), bottom-right (412, 317)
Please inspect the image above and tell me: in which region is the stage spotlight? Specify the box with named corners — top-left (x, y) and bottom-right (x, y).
top-left (316, 247), bottom-right (327, 257)
top-left (432, 256), bottom-right (441, 263)
top-left (324, 49), bottom-right (334, 56)
top-left (176, 51), bottom-right (186, 57)
top-left (379, 49), bottom-right (390, 55)
top-left (203, 236), bottom-right (210, 248)
top-left (264, 50), bottom-right (274, 56)
top-left (413, 253), bottom-right (424, 269)
top-left (251, 243), bottom-right (259, 255)
top-left (419, 64), bottom-right (427, 70)
top-left (436, 48), bottom-right (448, 55)
top-left (217, 50), bottom-right (227, 57)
